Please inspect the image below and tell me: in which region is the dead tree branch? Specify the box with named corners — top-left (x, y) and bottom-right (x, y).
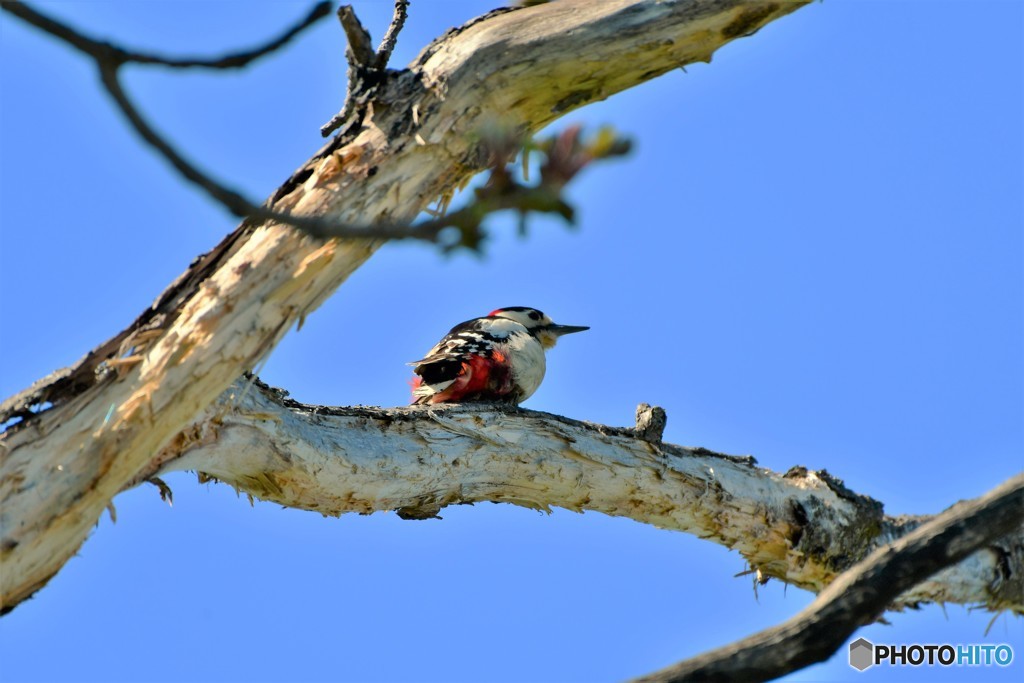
top-left (633, 473), bottom-right (1024, 682)
top-left (0, 0), bottom-right (812, 613)
top-left (123, 378), bottom-right (1022, 618)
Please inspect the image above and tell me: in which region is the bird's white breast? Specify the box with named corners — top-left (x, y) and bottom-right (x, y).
top-left (505, 331), bottom-right (546, 401)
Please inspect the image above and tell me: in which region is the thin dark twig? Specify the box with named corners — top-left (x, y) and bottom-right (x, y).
top-left (374, 0), bottom-right (410, 68)
top-left (6, 0), bottom-right (378, 234)
top-left (1, 0), bottom-right (101, 58)
top-left (125, 2), bottom-right (331, 69)
top-left (319, 107), bottom-right (349, 138)
top-left (633, 473), bottom-right (1024, 683)
top-left (96, 62), bottom-right (257, 216)
top-left (4, 0), bottom-right (627, 251)
top-left (0, 0), bottom-right (331, 69)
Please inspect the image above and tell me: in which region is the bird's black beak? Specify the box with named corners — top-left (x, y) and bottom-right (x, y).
top-left (547, 324), bottom-right (589, 337)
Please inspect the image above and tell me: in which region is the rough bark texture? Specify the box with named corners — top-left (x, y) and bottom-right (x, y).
top-left (0, 0), bottom-right (812, 613)
top-left (144, 378), bottom-right (1023, 615)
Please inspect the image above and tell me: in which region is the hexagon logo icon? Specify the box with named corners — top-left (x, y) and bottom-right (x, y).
top-left (849, 637), bottom-right (874, 671)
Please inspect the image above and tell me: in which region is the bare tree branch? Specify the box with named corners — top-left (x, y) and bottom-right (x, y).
top-left (0, 1), bottom-right (331, 69)
top-left (1, 0), bottom-right (813, 614)
top-left (119, 377), bottom-right (1021, 617)
top-left (633, 473), bottom-right (1024, 683)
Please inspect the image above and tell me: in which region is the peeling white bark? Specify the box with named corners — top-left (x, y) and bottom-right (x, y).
top-left (2, 0), bottom-right (815, 611)
top-left (151, 379), bottom-right (1023, 614)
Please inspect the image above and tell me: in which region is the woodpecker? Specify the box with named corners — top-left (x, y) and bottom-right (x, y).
top-left (410, 307), bottom-right (588, 405)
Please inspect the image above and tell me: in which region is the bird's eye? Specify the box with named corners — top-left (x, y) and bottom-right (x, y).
top-left (528, 311), bottom-right (541, 321)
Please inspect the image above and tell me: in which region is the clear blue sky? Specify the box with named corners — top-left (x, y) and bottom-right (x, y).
top-left (1, 1), bottom-right (1021, 682)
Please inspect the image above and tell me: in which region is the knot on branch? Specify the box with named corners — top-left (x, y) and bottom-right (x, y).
top-left (634, 403), bottom-right (667, 443)
top-left (397, 501), bottom-right (444, 521)
top-left (783, 466), bottom-right (888, 574)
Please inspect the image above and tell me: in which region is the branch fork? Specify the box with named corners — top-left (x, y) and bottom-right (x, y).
top-left (321, 1), bottom-right (410, 137)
